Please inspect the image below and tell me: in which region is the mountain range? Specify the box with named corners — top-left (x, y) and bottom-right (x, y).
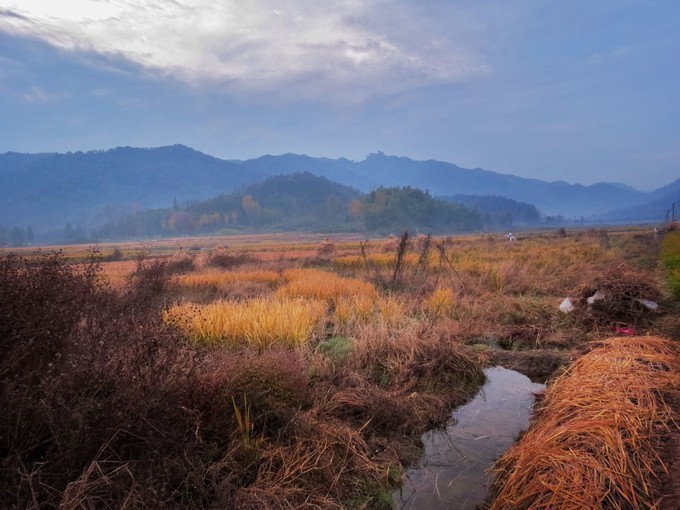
top-left (1, 144), bottom-right (678, 235)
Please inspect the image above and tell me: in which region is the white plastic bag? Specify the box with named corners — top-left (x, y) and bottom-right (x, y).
top-left (559, 297), bottom-right (574, 313)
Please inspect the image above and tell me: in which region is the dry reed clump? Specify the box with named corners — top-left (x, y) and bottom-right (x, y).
top-left (165, 250), bottom-right (196, 274)
top-left (570, 263), bottom-right (662, 330)
top-left (205, 245), bottom-right (255, 269)
top-left (316, 238), bottom-right (336, 258)
top-left (164, 297), bottom-right (326, 350)
top-left (489, 336), bottom-right (680, 510)
top-left (348, 328), bottom-right (485, 398)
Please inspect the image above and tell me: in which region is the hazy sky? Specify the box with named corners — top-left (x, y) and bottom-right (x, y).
top-left (1, 0), bottom-right (678, 190)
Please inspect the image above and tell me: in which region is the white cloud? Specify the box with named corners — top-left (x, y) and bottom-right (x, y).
top-left (20, 84), bottom-right (69, 103)
top-left (0, 0), bottom-right (490, 102)
top-left (21, 85), bottom-right (49, 102)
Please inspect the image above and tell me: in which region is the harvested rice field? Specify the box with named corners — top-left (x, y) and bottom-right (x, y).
top-left (1, 226), bottom-right (679, 509)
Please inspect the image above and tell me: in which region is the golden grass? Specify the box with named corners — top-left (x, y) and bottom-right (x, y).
top-left (490, 336), bottom-right (680, 510)
top-left (332, 295), bottom-right (376, 335)
top-left (277, 268), bottom-right (377, 302)
top-left (174, 269), bottom-right (282, 290)
top-left (334, 252), bottom-right (423, 271)
top-left (163, 297), bottom-right (326, 350)
top-left (376, 295), bottom-right (407, 328)
top-left (424, 287), bottom-right (456, 318)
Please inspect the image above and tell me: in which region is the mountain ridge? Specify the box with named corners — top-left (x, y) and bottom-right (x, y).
top-left (0, 144), bottom-right (675, 235)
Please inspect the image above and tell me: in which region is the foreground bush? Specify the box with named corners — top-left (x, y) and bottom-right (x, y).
top-left (0, 251), bottom-right (487, 509)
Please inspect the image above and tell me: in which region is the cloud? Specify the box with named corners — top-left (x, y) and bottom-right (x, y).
top-left (0, 0), bottom-right (490, 103)
top-left (20, 84), bottom-right (69, 103)
top-left (21, 85), bottom-right (49, 103)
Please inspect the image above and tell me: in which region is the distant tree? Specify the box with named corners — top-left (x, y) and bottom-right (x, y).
top-left (348, 199), bottom-right (362, 220)
top-left (241, 195), bottom-right (262, 225)
top-left (64, 223), bottom-right (75, 242)
top-left (167, 211), bottom-right (196, 233)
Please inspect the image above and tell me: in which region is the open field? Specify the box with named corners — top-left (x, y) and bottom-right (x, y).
top-left (1, 226), bottom-right (679, 508)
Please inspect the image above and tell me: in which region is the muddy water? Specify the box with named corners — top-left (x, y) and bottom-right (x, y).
top-left (393, 367), bottom-right (545, 510)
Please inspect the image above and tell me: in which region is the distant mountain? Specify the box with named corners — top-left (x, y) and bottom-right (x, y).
top-left (236, 152), bottom-right (650, 217)
top-left (0, 145), bottom-right (265, 230)
top-left (0, 152), bottom-right (54, 175)
top-left (1, 145), bottom-right (675, 239)
top-left (599, 178), bottom-right (680, 222)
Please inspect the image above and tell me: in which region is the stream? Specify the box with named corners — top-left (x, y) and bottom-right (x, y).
top-left (393, 366), bottom-right (545, 510)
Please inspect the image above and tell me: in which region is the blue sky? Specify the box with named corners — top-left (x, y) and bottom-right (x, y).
top-left (0, 0), bottom-right (678, 190)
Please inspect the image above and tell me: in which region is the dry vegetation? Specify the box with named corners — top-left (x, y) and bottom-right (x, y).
top-left (1, 226), bottom-right (678, 509)
top-left (489, 336), bottom-right (680, 510)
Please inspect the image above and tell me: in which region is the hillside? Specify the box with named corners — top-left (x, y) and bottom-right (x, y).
top-left (0, 145), bottom-right (265, 230)
top-left (1, 144), bottom-right (675, 242)
top-left (599, 178), bottom-right (680, 222)
top-left (96, 173), bottom-right (362, 238)
top-left (237, 152), bottom-right (650, 217)
top-left (441, 195), bottom-right (542, 228)
top-left (94, 174), bottom-right (483, 240)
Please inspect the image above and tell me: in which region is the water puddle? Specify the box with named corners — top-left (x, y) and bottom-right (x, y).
top-left (393, 366), bottom-right (545, 510)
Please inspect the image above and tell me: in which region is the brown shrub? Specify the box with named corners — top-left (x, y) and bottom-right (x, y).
top-left (348, 328), bottom-right (484, 403)
top-left (206, 246), bottom-right (254, 269)
top-left (165, 250), bottom-right (196, 274)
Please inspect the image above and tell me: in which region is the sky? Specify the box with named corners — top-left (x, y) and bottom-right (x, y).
top-left (0, 0), bottom-right (678, 191)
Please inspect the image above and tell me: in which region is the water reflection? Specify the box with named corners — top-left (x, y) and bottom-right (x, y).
top-left (394, 366), bottom-right (545, 510)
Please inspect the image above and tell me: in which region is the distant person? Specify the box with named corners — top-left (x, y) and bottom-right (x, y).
top-left (506, 232), bottom-right (516, 242)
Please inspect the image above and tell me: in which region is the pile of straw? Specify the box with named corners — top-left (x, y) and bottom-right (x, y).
top-left (490, 336), bottom-right (680, 509)
top-left (571, 263), bottom-right (661, 329)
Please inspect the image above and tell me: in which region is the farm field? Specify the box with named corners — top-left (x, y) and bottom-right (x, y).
top-left (2, 226), bottom-right (679, 509)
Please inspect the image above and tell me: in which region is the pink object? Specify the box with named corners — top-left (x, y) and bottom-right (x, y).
top-left (614, 326), bottom-right (635, 336)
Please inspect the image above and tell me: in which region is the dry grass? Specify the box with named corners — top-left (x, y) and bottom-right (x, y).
top-left (164, 297), bottom-right (326, 350)
top-left (424, 287), bottom-right (457, 318)
top-left (174, 269), bottom-right (282, 290)
top-left (277, 268), bottom-right (377, 302)
top-left (490, 336), bottom-right (680, 510)
top-left (332, 295), bottom-right (376, 336)
top-left (99, 259), bottom-right (139, 287)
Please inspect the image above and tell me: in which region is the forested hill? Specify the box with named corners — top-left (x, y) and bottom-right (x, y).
top-left (238, 152), bottom-right (650, 217)
top-left (1, 144), bottom-right (674, 244)
top-left (94, 174), bottom-right (483, 240)
top-left (441, 195), bottom-right (542, 229)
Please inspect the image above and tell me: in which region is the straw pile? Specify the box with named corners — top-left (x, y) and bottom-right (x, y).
top-left (489, 336), bottom-right (680, 510)
top-left (571, 263), bottom-right (661, 329)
